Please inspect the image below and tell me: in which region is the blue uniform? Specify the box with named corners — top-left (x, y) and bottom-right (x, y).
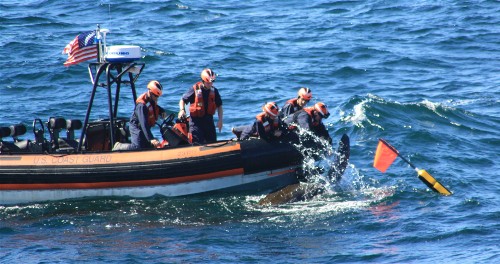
top-left (128, 100), bottom-right (164, 150)
top-left (284, 109), bottom-right (332, 144)
top-left (279, 98), bottom-right (302, 120)
top-left (239, 114), bottom-right (286, 141)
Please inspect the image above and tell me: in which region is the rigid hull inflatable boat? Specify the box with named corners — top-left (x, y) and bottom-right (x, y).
top-left (0, 139), bottom-right (301, 205)
top-left (0, 43), bottom-right (304, 204)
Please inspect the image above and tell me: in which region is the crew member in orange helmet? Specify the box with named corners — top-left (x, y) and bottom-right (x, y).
top-left (127, 80), bottom-right (166, 149)
top-left (284, 102), bottom-right (332, 144)
top-left (178, 68), bottom-right (223, 144)
top-left (279, 87), bottom-right (312, 119)
top-left (232, 87), bottom-right (311, 140)
top-left (238, 102), bottom-right (286, 141)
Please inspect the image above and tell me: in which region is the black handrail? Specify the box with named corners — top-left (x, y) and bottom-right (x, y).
top-left (77, 62), bottom-right (144, 152)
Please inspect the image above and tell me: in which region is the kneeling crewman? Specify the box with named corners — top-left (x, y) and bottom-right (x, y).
top-left (284, 102), bottom-right (332, 144)
top-left (238, 102), bottom-right (286, 141)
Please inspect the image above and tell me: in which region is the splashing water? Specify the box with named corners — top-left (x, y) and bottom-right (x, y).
top-left (264, 126), bottom-right (396, 212)
top-left (288, 127), bottom-right (335, 184)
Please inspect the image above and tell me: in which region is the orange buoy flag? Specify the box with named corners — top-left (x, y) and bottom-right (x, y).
top-left (373, 139), bottom-right (398, 173)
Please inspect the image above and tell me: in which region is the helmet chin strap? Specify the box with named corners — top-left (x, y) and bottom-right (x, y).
top-left (314, 111), bottom-right (322, 121)
top-left (202, 81), bottom-right (213, 89)
top-left (148, 91), bottom-right (157, 101)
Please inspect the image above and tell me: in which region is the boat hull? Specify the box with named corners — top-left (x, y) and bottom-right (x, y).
top-left (0, 139), bottom-right (302, 204)
top-left (0, 167), bottom-right (298, 204)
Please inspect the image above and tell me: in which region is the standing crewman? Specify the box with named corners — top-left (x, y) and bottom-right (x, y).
top-left (178, 68), bottom-right (223, 144)
top-left (284, 102), bottom-right (332, 144)
top-left (279, 87), bottom-right (313, 119)
top-left (126, 80), bottom-right (166, 150)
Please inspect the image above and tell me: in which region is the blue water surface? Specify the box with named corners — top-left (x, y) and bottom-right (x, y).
top-left (0, 0), bottom-right (499, 263)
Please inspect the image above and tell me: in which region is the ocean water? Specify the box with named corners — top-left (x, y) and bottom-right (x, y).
top-left (0, 0), bottom-right (499, 263)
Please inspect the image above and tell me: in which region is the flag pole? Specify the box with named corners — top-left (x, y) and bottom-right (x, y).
top-left (378, 139), bottom-right (452, 196)
top-left (96, 24), bottom-right (102, 63)
top-left (95, 25), bottom-right (110, 64)
top-left (379, 139), bottom-right (415, 169)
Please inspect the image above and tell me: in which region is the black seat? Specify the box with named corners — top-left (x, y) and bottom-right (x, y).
top-left (0, 127), bottom-right (10, 139)
top-left (47, 117), bottom-right (67, 150)
top-left (62, 119), bottom-right (82, 149)
top-left (47, 117), bottom-right (83, 152)
top-left (0, 124), bottom-right (30, 153)
top-left (66, 119), bottom-right (82, 140)
top-left (9, 124), bottom-right (27, 140)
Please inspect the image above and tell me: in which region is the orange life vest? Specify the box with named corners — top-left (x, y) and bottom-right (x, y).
top-left (256, 112), bottom-right (279, 133)
top-left (136, 93), bottom-right (160, 127)
top-left (189, 82), bottom-right (217, 117)
top-left (173, 121), bottom-right (192, 144)
top-left (286, 98), bottom-right (300, 110)
top-left (303, 107), bottom-right (319, 127)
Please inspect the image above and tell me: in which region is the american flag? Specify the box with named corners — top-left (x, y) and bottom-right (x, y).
top-left (62, 31), bottom-right (97, 66)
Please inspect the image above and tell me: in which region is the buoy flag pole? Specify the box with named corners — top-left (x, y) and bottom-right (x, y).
top-left (373, 138), bottom-right (452, 196)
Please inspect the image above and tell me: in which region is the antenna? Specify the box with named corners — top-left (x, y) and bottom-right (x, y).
top-left (101, 28), bottom-right (110, 57)
top-left (96, 25), bottom-right (110, 63)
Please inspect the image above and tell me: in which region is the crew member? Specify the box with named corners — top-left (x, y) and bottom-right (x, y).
top-left (284, 102), bottom-right (332, 144)
top-left (279, 87), bottom-right (313, 119)
top-left (238, 102), bottom-right (285, 141)
top-left (178, 68), bottom-right (223, 144)
top-left (127, 80), bottom-right (166, 150)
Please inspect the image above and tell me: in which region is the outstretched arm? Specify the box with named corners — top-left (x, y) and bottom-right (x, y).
top-left (296, 113), bottom-right (311, 130)
top-left (316, 123), bottom-right (332, 144)
top-left (136, 104), bottom-right (159, 147)
top-left (178, 99), bottom-right (186, 119)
